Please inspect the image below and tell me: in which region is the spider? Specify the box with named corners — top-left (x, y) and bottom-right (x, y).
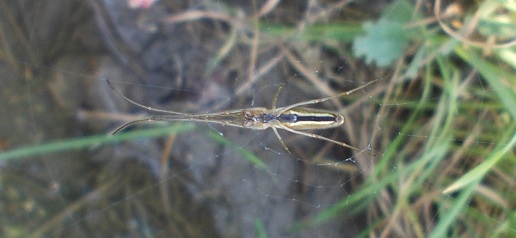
top-left (109, 78), bottom-right (381, 153)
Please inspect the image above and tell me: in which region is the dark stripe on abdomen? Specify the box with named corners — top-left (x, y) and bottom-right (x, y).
top-left (296, 115), bottom-right (336, 122)
top-left (278, 114), bottom-right (336, 123)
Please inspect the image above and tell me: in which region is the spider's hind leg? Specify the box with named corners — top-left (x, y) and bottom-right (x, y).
top-left (280, 125), bottom-right (362, 153)
top-left (272, 127), bottom-right (291, 154)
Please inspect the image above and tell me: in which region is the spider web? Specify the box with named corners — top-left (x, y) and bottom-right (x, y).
top-left (0, 0), bottom-right (514, 237)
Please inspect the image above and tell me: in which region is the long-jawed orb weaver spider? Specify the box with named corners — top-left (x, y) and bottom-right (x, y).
top-left (108, 78), bottom-right (381, 153)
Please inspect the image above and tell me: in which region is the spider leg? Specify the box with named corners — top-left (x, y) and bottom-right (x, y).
top-left (271, 83), bottom-right (292, 153)
top-left (272, 127), bottom-right (291, 154)
top-left (112, 117), bottom-right (155, 134)
top-left (279, 125), bottom-right (363, 152)
top-left (271, 83), bottom-right (285, 111)
top-left (107, 80), bottom-right (188, 115)
top-left (277, 78), bottom-right (382, 114)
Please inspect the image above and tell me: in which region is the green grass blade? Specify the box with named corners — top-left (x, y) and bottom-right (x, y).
top-left (0, 124), bottom-right (194, 161)
top-left (455, 45), bottom-right (516, 120)
top-left (430, 180), bottom-right (479, 238)
top-left (206, 130), bottom-right (269, 171)
top-left (254, 219), bottom-right (268, 238)
top-left (443, 123), bottom-right (516, 194)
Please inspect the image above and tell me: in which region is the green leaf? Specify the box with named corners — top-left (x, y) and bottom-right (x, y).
top-left (352, 0), bottom-right (418, 67)
top-left (382, 0), bottom-right (415, 22)
top-left (353, 19), bottom-right (409, 67)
